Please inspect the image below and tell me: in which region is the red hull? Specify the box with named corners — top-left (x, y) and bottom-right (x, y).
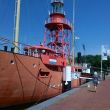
top-left (0, 51), bottom-right (62, 107)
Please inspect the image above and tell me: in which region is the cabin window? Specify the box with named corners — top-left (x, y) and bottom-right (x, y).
top-left (34, 49), bottom-right (38, 54)
top-left (75, 69), bottom-right (82, 72)
top-left (37, 49), bottom-right (41, 54)
top-left (31, 50), bottom-right (36, 56)
top-left (24, 48), bottom-right (40, 57)
top-left (34, 49), bottom-right (38, 57)
top-left (75, 69), bottom-right (77, 72)
top-left (28, 49), bottom-right (31, 56)
top-left (24, 49), bottom-right (28, 55)
top-left (78, 69), bottom-right (82, 72)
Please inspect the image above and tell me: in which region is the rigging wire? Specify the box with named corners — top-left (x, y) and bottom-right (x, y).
top-left (13, 53), bottom-right (25, 101)
top-left (0, 36), bottom-right (41, 49)
top-left (14, 53), bottom-right (62, 103)
top-left (0, 0), bottom-right (16, 45)
top-left (0, 36), bottom-right (20, 50)
top-left (0, 0), bottom-right (8, 28)
top-left (14, 53), bottom-right (62, 91)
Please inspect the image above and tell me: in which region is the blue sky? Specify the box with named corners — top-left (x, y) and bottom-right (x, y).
top-left (0, 0), bottom-right (110, 55)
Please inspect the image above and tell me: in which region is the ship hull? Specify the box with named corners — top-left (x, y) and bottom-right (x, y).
top-left (0, 51), bottom-right (62, 107)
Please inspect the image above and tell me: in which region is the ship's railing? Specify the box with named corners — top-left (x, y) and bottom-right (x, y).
top-left (0, 44), bottom-right (41, 58)
top-left (51, 0), bottom-right (63, 3)
top-left (0, 36), bottom-right (35, 55)
top-left (45, 17), bottom-right (72, 29)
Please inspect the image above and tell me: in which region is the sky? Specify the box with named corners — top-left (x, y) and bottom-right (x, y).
top-left (0, 0), bottom-right (110, 55)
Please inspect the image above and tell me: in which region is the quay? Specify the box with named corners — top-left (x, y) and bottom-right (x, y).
top-left (27, 76), bottom-right (110, 110)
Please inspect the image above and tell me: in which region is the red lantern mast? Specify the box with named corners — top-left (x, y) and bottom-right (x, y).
top-left (44, 0), bottom-right (72, 58)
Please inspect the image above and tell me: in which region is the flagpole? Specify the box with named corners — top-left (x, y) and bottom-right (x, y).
top-left (82, 44), bottom-right (86, 64)
top-left (101, 45), bottom-right (107, 80)
top-left (101, 56), bottom-right (103, 80)
top-left (84, 46), bottom-right (86, 63)
top-left (72, 0), bottom-right (76, 66)
top-left (101, 45), bottom-right (103, 80)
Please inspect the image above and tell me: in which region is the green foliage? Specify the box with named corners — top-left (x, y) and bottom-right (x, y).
top-left (75, 55), bottom-right (110, 72)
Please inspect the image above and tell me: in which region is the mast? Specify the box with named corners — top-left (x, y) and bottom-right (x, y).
top-left (72, 0), bottom-right (76, 66)
top-left (14, 0), bottom-right (21, 53)
top-left (72, 24), bottom-right (74, 65)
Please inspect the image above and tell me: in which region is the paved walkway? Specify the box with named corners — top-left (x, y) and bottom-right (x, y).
top-left (27, 76), bottom-right (110, 110)
top-left (45, 76), bottom-right (110, 110)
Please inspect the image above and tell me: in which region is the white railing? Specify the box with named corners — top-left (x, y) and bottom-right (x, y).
top-left (49, 10), bottom-right (65, 16)
top-left (49, 10), bottom-right (66, 16)
top-left (51, 0), bottom-right (63, 3)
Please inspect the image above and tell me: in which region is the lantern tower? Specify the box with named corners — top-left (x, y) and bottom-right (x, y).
top-left (44, 0), bottom-right (72, 57)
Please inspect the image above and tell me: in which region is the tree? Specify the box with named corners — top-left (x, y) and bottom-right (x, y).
top-left (75, 55), bottom-right (110, 72)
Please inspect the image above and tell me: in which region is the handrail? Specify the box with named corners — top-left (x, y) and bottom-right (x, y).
top-left (51, 0), bottom-right (63, 3)
top-left (45, 18), bottom-right (72, 28)
top-left (49, 10), bottom-right (65, 16)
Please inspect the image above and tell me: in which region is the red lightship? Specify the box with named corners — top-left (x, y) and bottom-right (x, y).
top-left (0, 0), bottom-right (72, 107)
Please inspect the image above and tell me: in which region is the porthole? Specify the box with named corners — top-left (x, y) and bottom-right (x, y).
top-left (10, 60), bottom-right (14, 64)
